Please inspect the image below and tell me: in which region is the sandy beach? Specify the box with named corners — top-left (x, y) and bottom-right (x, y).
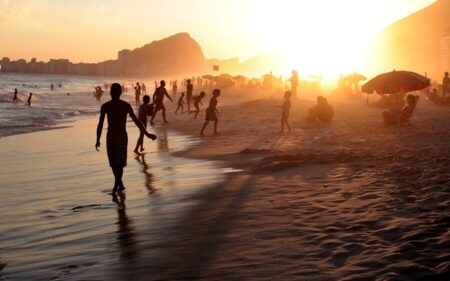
top-left (1, 91), bottom-right (450, 280)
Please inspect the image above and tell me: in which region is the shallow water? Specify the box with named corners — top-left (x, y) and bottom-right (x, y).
top-left (0, 73), bottom-right (144, 137)
top-left (0, 118), bottom-right (226, 281)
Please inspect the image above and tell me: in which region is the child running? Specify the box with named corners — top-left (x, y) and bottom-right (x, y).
top-left (175, 92), bottom-right (185, 114)
top-left (134, 95), bottom-right (154, 153)
top-left (200, 89), bottom-right (220, 136)
top-left (190, 91), bottom-right (206, 119)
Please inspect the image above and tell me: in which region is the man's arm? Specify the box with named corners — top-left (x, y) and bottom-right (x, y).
top-left (165, 89), bottom-right (173, 102)
top-left (128, 105), bottom-right (157, 140)
top-left (95, 106), bottom-right (106, 151)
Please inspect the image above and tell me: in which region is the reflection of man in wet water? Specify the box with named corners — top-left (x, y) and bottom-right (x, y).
top-left (96, 83), bottom-right (157, 194)
top-left (150, 80), bottom-right (173, 125)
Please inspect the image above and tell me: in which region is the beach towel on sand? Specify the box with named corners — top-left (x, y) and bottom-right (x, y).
top-left (107, 133), bottom-right (128, 167)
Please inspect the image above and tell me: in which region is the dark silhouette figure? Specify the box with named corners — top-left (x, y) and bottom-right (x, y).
top-left (200, 89), bottom-right (220, 136)
top-left (383, 94), bottom-right (419, 126)
top-left (96, 83), bottom-right (157, 194)
top-left (135, 153), bottom-right (155, 193)
top-left (134, 95), bottom-right (153, 153)
top-left (290, 70), bottom-right (299, 99)
top-left (142, 83), bottom-right (146, 94)
top-left (186, 79), bottom-right (194, 112)
top-left (443, 72), bottom-right (450, 98)
top-left (134, 82), bottom-right (141, 107)
top-left (59, 82), bottom-right (62, 88)
top-left (26, 93), bottom-right (32, 106)
top-left (279, 91), bottom-right (292, 133)
top-left (190, 91), bottom-right (206, 119)
top-left (111, 192), bottom-right (139, 273)
top-left (172, 81), bottom-right (178, 98)
top-left (150, 80), bottom-right (173, 125)
top-left (175, 92), bottom-right (185, 114)
top-left (305, 96), bottom-right (334, 123)
top-left (50, 84), bottom-right (54, 91)
top-left (12, 88), bottom-right (18, 103)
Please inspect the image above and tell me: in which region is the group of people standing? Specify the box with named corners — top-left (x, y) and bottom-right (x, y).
top-left (95, 81), bottom-right (221, 195)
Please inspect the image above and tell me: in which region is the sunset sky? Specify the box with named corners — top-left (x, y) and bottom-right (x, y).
top-left (0, 0), bottom-right (436, 76)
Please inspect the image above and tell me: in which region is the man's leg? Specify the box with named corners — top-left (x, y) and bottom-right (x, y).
top-left (162, 105), bottom-right (168, 123)
top-left (200, 120), bottom-right (209, 136)
top-left (213, 120), bottom-right (218, 135)
top-left (112, 166), bottom-right (124, 192)
top-left (150, 109), bottom-right (158, 125)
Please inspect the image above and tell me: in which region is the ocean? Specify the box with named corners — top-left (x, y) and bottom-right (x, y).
top-left (0, 72), bottom-right (142, 137)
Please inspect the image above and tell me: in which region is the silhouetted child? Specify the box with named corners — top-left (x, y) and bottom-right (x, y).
top-left (96, 83), bottom-right (157, 194)
top-left (200, 89), bottom-right (220, 136)
top-left (13, 88), bottom-right (18, 103)
top-left (150, 80), bottom-right (173, 125)
top-left (175, 92), bottom-right (185, 114)
top-left (172, 81), bottom-right (178, 98)
top-left (190, 91), bottom-right (206, 119)
top-left (26, 93), bottom-right (32, 106)
top-left (134, 95), bottom-right (154, 153)
top-left (279, 91), bottom-right (292, 133)
top-left (383, 94), bottom-right (419, 126)
top-left (305, 96), bottom-right (334, 122)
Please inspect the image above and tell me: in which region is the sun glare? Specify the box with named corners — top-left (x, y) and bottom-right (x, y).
top-left (245, 0), bottom-right (407, 80)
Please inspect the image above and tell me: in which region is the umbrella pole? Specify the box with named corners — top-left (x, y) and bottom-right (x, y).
top-left (366, 93), bottom-right (369, 104)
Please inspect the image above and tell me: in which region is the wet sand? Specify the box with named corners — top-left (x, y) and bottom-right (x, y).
top-left (1, 91), bottom-right (450, 280)
top-left (155, 93), bottom-right (450, 280)
top-left (0, 117), bottom-right (226, 281)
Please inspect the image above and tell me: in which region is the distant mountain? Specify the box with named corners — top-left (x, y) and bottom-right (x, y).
top-left (372, 0), bottom-right (450, 79)
top-left (1, 32), bottom-right (207, 77)
top-left (118, 33), bottom-right (206, 76)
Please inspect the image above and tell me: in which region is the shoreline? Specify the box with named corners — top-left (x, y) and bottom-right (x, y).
top-left (1, 94), bottom-right (449, 280)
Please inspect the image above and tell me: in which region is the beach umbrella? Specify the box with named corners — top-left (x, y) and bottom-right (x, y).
top-left (362, 70), bottom-right (430, 94)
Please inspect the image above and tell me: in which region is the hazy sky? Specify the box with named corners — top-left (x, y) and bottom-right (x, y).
top-left (0, 0), bottom-right (436, 65)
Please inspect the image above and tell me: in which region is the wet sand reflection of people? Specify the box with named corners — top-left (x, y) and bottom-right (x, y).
top-left (112, 193), bottom-right (139, 272)
top-left (135, 154), bottom-right (155, 193)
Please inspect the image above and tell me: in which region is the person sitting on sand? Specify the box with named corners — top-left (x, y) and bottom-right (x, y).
top-left (200, 89), bottom-right (220, 136)
top-left (13, 88), bottom-right (18, 103)
top-left (278, 91), bottom-right (292, 133)
top-left (150, 80), bottom-right (173, 125)
top-left (134, 95), bottom-right (154, 154)
top-left (95, 83), bottom-right (157, 194)
top-left (175, 92), bottom-right (185, 114)
top-left (382, 94), bottom-right (419, 127)
top-left (26, 93), bottom-right (32, 107)
top-left (305, 96), bottom-right (334, 123)
top-left (190, 91), bottom-right (206, 119)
